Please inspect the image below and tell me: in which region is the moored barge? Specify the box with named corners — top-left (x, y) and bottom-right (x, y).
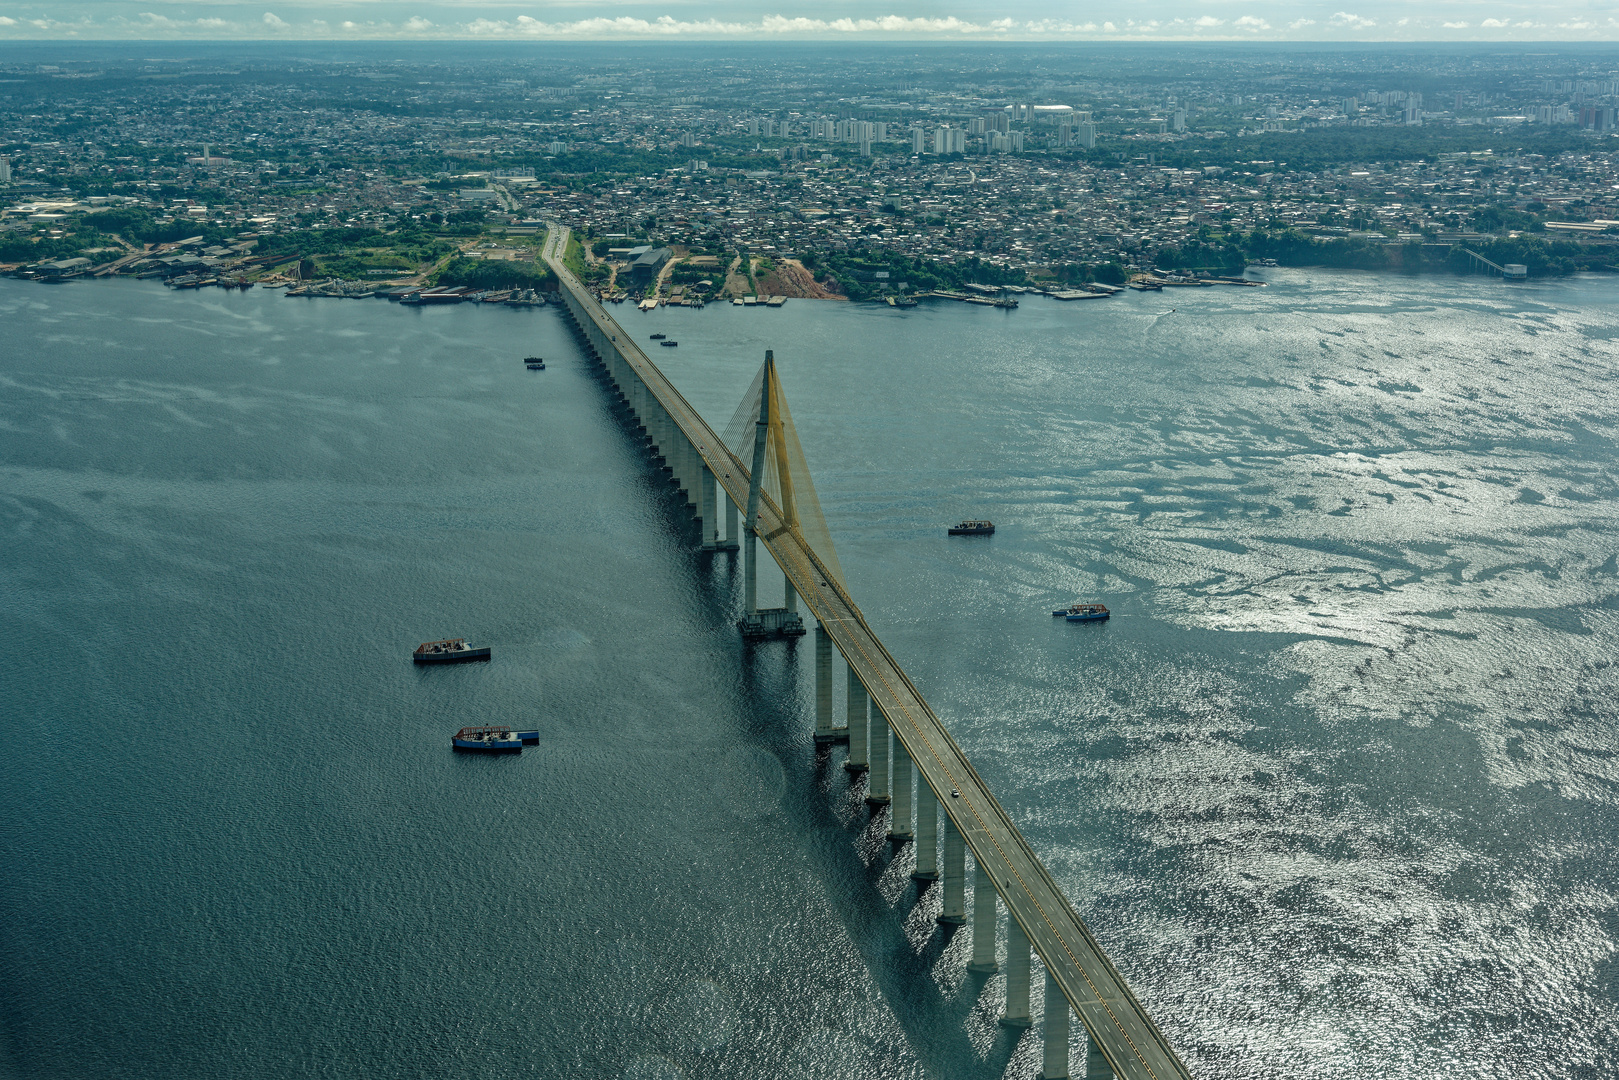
top-left (948, 520), bottom-right (995, 536)
top-left (451, 725), bottom-right (540, 752)
top-left (413, 638), bottom-right (491, 664)
top-left (1052, 602), bottom-right (1110, 622)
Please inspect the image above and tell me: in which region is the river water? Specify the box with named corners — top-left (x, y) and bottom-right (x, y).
top-left (2, 271), bottom-right (1616, 1080)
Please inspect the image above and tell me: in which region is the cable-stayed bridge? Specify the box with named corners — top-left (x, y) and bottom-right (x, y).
top-left (543, 226), bottom-right (1193, 1080)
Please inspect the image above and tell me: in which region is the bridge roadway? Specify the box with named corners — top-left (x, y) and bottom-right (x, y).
top-left (543, 227), bottom-right (1192, 1080)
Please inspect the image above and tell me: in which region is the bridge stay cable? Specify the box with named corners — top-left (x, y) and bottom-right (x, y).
top-left (543, 226), bottom-right (1194, 1080)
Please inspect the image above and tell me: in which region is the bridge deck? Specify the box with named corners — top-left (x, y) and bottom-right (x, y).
top-left (543, 228), bottom-right (1192, 1080)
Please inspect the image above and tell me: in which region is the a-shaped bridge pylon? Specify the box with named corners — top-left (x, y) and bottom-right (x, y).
top-left (724, 352), bottom-right (844, 638)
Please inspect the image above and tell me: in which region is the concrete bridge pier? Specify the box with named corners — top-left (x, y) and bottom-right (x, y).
top-left (844, 668), bottom-right (868, 773)
top-left (912, 780), bottom-right (938, 880)
top-left (888, 738), bottom-right (913, 841)
top-left (968, 861), bottom-right (998, 972)
top-left (724, 494), bottom-right (739, 552)
top-left (1001, 920), bottom-right (1032, 1027)
top-left (699, 464), bottom-right (719, 550)
top-left (1042, 970), bottom-right (1070, 1079)
top-left (865, 707), bottom-right (890, 806)
top-left (744, 526), bottom-right (759, 615)
top-left (814, 626), bottom-right (843, 743)
top-left (1087, 1037), bottom-right (1114, 1079)
top-left (675, 433), bottom-right (693, 502)
top-left (653, 405), bottom-right (673, 473)
top-left (938, 817), bottom-right (966, 924)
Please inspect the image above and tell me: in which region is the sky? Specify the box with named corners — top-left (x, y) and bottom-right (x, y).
top-left (1, 0), bottom-right (1617, 42)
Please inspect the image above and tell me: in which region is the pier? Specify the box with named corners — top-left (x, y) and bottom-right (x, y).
top-left (543, 225), bottom-right (1193, 1080)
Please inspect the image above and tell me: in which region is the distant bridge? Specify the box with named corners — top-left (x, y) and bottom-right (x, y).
top-left (543, 226), bottom-right (1193, 1080)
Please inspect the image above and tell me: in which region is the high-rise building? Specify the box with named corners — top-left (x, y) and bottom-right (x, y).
top-left (970, 117), bottom-right (987, 136)
top-left (934, 126), bottom-right (951, 155)
top-left (1058, 123), bottom-right (1072, 147)
top-left (859, 136), bottom-right (871, 157)
top-left (0, 156), bottom-right (10, 184)
top-left (912, 126), bottom-right (925, 154)
top-left (1172, 109), bottom-right (1186, 132)
top-left (1009, 131), bottom-right (1024, 152)
top-left (1076, 122), bottom-right (1096, 149)
top-left (749, 118), bottom-right (760, 137)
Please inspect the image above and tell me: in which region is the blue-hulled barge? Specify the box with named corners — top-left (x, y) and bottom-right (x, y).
top-left (452, 726), bottom-right (540, 753)
top-left (1052, 602), bottom-right (1110, 623)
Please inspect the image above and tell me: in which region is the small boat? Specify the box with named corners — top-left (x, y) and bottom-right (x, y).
top-left (451, 725), bottom-right (540, 753)
top-left (524, 356), bottom-right (545, 369)
top-left (649, 333), bottom-right (666, 340)
top-left (948, 520), bottom-right (994, 536)
top-left (659, 340), bottom-right (678, 347)
top-left (1052, 602), bottom-right (1110, 622)
top-left (413, 638), bottom-right (491, 664)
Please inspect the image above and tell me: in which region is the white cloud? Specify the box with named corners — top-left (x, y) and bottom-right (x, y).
top-left (0, 14), bottom-right (14, 24)
top-left (261, 12), bottom-right (285, 27)
top-left (1481, 18), bottom-right (1508, 28)
top-left (1025, 20), bottom-right (1100, 33)
top-left (1443, 21), bottom-right (1469, 28)
top-left (405, 15), bottom-right (434, 30)
top-left (1329, 11), bottom-right (1377, 30)
top-left (1236, 15), bottom-right (1272, 31)
top-left (1103, 21), bottom-right (1118, 32)
top-left (1194, 15), bottom-right (1223, 28)
top-left (1289, 18), bottom-right (1316, 29)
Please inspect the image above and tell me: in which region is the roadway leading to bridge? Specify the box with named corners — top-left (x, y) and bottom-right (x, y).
top-left (543, 227), bottom-right (1193, 1080)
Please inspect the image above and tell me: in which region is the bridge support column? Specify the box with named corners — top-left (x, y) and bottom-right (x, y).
top-left (784, 576), bottom-right (797, 613)
top-left (1042, 970), bottom-right (1070, 1079)
top-left (938, 817), bottom-right (965, 924)
top-left (1086, 1036), bottom-right (1113, 1079)
top-left (888, 738), bottom-right (913, 841)
top-left (677, 436), bottom-right (694, 502)
top-left (865, 707), bottom-right (890, 806)
top-left (968, 859), bottom-right (998, 972)
top-left (700, 463), bottom-right (718, 549)
top-left (1001, 919), bottom-right (1031, 1027)
top-left (912, 780), bottom-right (938, 880)
top-left (725, 494), bottom-right (739, 551)
top-left (744, 528), bottom-right (758, 615)
top-left (844, 667), bottom-right (868, 773)
top-left (814, 626), bottom-right (838, 743)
